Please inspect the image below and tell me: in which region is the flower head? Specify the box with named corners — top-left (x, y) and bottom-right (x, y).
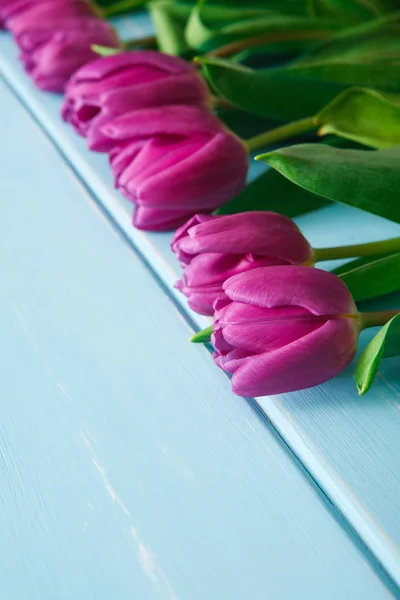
top-left (62, 51), bottom-right (211, 147)
top-left (19, 18), bottom-right (121, 93)
top-left (171, 212), bottom-right (313, 315)
top-left (105, 106), bottom-right (248, 231)
top-left (212, 266), bottom-right (360, 396)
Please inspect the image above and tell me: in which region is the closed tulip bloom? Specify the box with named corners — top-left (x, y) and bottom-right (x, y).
top-left (6, 0), bottom-right (98, 35)
top-left (171, 212), bottom-right (313, 315)
top-left (1, 0), bottom-right (96, 27)
top-left (212, 266), bottom-right (361, 397)
top-left (104, 106), bottom-right (248, 231)
top-left (20, 19), bottom-right (121, 93)
top-left (0, 0), bottom-right (30, 26)
top-left (61, 51), bottom-right (211, 146)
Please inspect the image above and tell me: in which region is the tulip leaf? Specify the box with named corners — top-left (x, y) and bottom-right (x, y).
top-left (332, 252), bottom-right (394, 276)
top-left (97, 0), bottom-right (147, 15)
top-left (316, 88), bottom-right (400, 149)
top-left (201, 55), bottom-right (400, 121)
top-left (257, 144), bottom-right (400, 223)
top-left (337, 253), bottom-right (400, 301)
top-left (200, 13), bottom-right (400, 120)
top-left (201, 58), bottom-right (345, 121)
top-left (215, 167), bottom-right (329, 216)
top-left (308, 0), bottom-right (385, 24)
top-left (354, 313), bottom-right (400, 395)
top-left (190, 325), bottom-right (213, 343)
top-left (148, 0), bottom-right (195, 55)
top-left (294, 13), bottom-right (400, 65)
top-left (186, 1), bottom-right (338, 54)
top-left (91, 44), bottom-right (123, 56)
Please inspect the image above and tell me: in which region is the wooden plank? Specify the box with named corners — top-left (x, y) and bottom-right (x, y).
top-left (2, 19), bottom-right (400, 587)
top-left (0, 72), bottom-right (397, 600)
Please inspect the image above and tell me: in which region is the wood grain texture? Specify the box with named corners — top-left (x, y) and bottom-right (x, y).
top-left (4, 36), bottom-right (400, 588)
top-left (0, 76), bottom-right (395, 599)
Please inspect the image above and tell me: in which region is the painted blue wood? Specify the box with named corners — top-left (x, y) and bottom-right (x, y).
top-left (0, 76), bottom-right (395, 600)
top-left (3, 13), bottom-right (400, 588)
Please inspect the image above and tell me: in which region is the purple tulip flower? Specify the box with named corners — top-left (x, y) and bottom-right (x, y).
top-left (171, 212), bottom-right (313, 315)
top-left (1, 0), bottom-right (97, 28)
top-left (6, 0), bottom-right (98, 35)
top-left (104, 106), bottom-right (248, 231)
top-left (19, 18), bottom-right (121, 93)
top-left (212, 266), bottom-right (360, 396)
top-left (61, 51), bottom-right (211, 148)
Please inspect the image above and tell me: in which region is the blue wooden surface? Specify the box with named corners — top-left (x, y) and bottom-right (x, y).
top-left (3, 23), bottom-right (400, 589)
top-left (1, 74), bottom-right (397, 600)
top-left (3, 10), bottom-right (400, 595)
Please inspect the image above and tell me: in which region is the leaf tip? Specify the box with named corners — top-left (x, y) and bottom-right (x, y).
top-left (354, 375), bottom-right (368, 396)
top-left (254, 152), bottom-right (271, 162)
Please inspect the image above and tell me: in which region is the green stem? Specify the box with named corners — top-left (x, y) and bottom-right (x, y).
top-left (124, 35), bottom-right (157, 49)
top-left (102, 0), bottom-right (145, 17)
top-left (190, 325), bottom-right (213, 343)
top-left (361, 309), bottom-right (400, 329)
top-left (245, 117), bottom-right (316, 153)
top-left (313, 237), bottom-right (400, 262)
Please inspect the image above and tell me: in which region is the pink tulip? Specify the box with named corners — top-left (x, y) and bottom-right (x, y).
top-left (104, 106), bottom-right (248, 231)
top-left (19, 18), bottom-right (121, 93)
top-left (61, 51), bottom-right (211, 148)
top-left (171, 212), bottom-right (313, 315)
top-left (1, 0), bottom-right (96, 27)
top-left (212, 266), bottom-right (360, 396)
top-left (6, 0), bottom-right (98, 35)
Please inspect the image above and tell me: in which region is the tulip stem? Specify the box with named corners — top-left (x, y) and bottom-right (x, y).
top-left (190, 325), bottom-right (213, 343)
top-left (204, 30), bottom-right (333, 60)
top-left (102, 0), bottom-right (146, 17)
top-left (361, 310), bottom-right (400, 329)
top-left (313, 237), bottom-right (400, 262)
top-left (245, 117), bottom-right (316, 153)
top-left (124, 35), bottom-right (157, 49)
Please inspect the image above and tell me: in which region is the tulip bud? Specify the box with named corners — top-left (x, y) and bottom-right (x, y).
top-left (18, 18), bottom-right (121, 93)
top-left (171, 212), bottom-right (313, 315)
top-left (212, 266), bottom-right (361, 396)
top-left (61, 51), bottom-right (211, 147)
top-left (104, 105), bottom-right (248, 231)
top-left (6, 0), bottom-right (98, 36)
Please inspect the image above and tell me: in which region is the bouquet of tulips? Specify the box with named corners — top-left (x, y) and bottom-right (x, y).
top-left (2, 0), bottom-right (400, 398)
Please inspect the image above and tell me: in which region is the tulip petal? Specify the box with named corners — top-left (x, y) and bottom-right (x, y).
top-left (67, 50), bottom-right (195, 83)
top-left (176, 211), bottom-right (312, 264)
top-left (224, 265), bottom-right (357, 316)
top-left (228, 318), bottom-right (358, 396)
top-left (100, 105), bottom-right (223, 144)
top-left (217, 303), bottom-right (321, 355)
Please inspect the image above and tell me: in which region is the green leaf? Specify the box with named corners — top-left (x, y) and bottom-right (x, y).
top-left (190, 325), bottom-right (213, 343)
top-left (215, 167), bottom-right (329, 216)
top-left (354, 313), bottom-right (400, 395)
top-left (200, 13), bottom-right (400, 120)
top-left (201, 58), bottom-right (345, 121)
top-left (98, 0), bottom-right (146, 15)
top-left (148, 0), bottom-right (195, 55)
top-left (257, 144), bottom-right (400, 223)
top-left (186, 1), bottom-right (338, 53)
top-left (308, 0), bottom-right (385, 24)
top-left (201, 54), bottom-right (400, 121)
top-left (294, 12), bottom-right (400, 65)
top-left (332, 252), bottom-right (394, 276)
top-left (316, 88), bottom-right (400, 148)
top-left (337, 253), bottom-right (400, 301)
top-left (91, 44), bottom-right (123, 56)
